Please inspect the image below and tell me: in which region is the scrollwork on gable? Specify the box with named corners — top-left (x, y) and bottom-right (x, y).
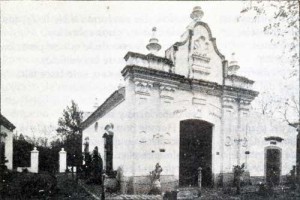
top-left (191, 35), bottom-right (212, 77)
top-left (193, 36), bottom-right (211, 58)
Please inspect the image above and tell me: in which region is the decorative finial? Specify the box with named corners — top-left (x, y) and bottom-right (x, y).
top-left (152, 27), bottom-right (157, 34)
top-left (229, 53), bottom-right (238, 65)
top-left (146, 27), bottom-right (161, 54)
top-left (228, 52), bottom-right (240, 75)
top-left (190, 6), bottom-right (204, 21)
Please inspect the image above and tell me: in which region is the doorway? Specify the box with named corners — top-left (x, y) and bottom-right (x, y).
top-left (265, 147), bottom-right (281, 186)
top-left (179, 119), bottom-right (213, 187)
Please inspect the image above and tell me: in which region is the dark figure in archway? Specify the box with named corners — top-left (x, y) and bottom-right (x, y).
top-left (92, 146), bottom-right (103, 184)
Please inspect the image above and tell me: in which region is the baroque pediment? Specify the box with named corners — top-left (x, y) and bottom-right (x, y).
top-left (165, 21), bottom-right (224, 83)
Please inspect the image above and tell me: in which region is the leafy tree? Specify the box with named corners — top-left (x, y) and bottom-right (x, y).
top-left (38, 145), bottom-right (57, 174)
top-left (56, 100), bottom-right (83, 173)
top-left (13, 134), bottom-right (33, 167)
top-left (274, 95), bottom-right (299, 126)
top-left (240, 1), bottom-right (299, 126)
top-left (239, 3), bottom-right (300, 184)
top-left (238, 1), bottom-right (299, 77)
top-left (252, 90), bottom-right (281, 117)
top-left (57, 100), bottom-right (83, 137)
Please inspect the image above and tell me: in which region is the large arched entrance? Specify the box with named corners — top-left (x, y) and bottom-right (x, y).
top-left (179, 119), bottom-right (213, 187)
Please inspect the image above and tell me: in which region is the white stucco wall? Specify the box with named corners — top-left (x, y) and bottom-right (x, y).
top-left (82, 86), bottom-right (136, 176)
top-left (247, 113), bottom-right (297, 177)
top-left (127, 78), bottom-right (223, 179)
top-left (83, 69), bottom-right (296, 185)
top-left (82, 20), bottom-right (297, 186)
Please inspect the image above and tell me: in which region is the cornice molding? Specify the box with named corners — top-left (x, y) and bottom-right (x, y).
top-left (122, 65), bottom-right (258, 100)
top-left (124, 51), bottom-right (174, 66)
top-left (223, 85), bottom-right (259, 100)
top-left (83, 66), bottom-right (258, 131)
top-left (226, 74), bottom-right (255, 84)
top-left (121, 65), bottom-right (185, 83)
top-left (265, 136), bottom-right (284, 142)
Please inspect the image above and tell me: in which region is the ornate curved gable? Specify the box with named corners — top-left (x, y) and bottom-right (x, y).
top-left (165, 8), bottom-right (225, 84)
top-left (193, 21), bottom-right (225, 60)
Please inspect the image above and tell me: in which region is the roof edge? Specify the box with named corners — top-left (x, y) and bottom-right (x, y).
top-left (81, 87), bottom-right (125, 130)
top-left (0, 114), bottom-right (16, 131)
top-left (124, 51), bottom-right (173, 66)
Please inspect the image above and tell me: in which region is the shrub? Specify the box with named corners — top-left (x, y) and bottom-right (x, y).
top-left (4, 172), bottom-right (57, 199)
top-left (0, 162), bottom-right (9, 198)
top-left (233, 163), bottom-right (245, 195)
top-left (22, 168), bottom-right (29, 173)
top-left (258, 182), bottom-right (274, 197)
top-left (85, 146), bottom-right (103, 185)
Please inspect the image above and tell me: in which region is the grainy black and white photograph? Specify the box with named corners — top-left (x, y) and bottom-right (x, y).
top-left (0, 1), bottom-right (299, 199)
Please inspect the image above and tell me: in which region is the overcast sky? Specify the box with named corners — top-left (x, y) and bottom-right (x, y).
top-left (1, 1), bottom-right (298, 137)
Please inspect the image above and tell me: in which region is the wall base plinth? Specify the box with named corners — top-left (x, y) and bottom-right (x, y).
top-left (120, 175), bottom-right (178, 194)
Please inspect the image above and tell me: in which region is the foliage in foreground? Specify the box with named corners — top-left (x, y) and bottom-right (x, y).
top-left (12, 100), bottom-right (84, 174)
top-left (0, 171), bottom-right (57, 199)
top-left (82, 146), bottom-right (103, 185)
top-left (233, 163), bottom-right (245, 195)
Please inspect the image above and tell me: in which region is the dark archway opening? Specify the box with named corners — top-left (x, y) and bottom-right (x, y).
top-left (179, 119), bottom-right (213, 187)
top-left (266, 148), bottom-right (281, 186)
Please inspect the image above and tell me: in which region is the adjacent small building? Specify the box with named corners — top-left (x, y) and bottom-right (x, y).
top-left (0, 114), bottom-right (15, 170)
top-left (81, 6), bottom-right (297, 193)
